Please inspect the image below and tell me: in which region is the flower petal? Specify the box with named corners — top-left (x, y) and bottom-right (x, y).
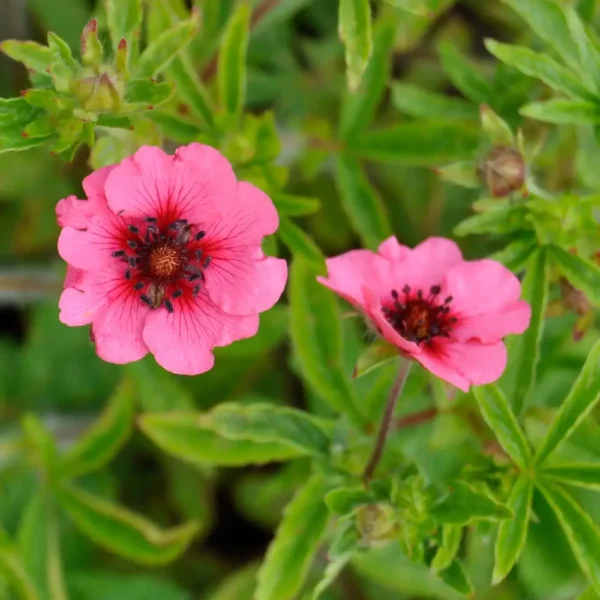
top-left (142, 290), bottom-right (259, 375)
top-left (442, 340), bottom-right (508, 387)
top-left (413, 346), bottom-right (471, 392)
top-left (64, 265), bottom-right (84, 289)
top-left (56, 195), bottom-right (96, 230)
top-left (82, 164), bottom-right (116, 201)
top-left (378, 236), bottom-right (410, 262)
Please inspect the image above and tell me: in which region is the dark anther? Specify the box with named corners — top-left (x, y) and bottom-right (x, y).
top-left (172, 289), bottom-right (183, 299)
top-left (430, 324), bottom-right (440, 336)
top-left (444, 295), bottom-right (453, 304)
top-left (448, 317), bottom-right (458, 324)
top-left (176, 224), bottom-right (192, 244)
top-left (188, 274), bottom-right (200, 282)
top-left (204, 256), bottom-right (212, 268)
top-left (133, 282), bottom-right (144, 291)
top-left (140, 295), bottom-right (152, 306)
top-left (417, 289), bottom-right (423, 300)
top-left (125, 269), bottom-right (131, 280)
top-left (128, 225), bottom-right (139, 233)
top-left (169, 219), bottom-right (188, 230)
top-left (127, 240), bottom-right (137, 249)
top-left (128, 256), bottom-right (138, 267)
top-left (165, 300), bottom-right (174, 313)
top-left (402, 285), bottom-right (411, 295)
top-left (430, 285), bottom-right (441, 295)
top-left (391, 289), bottom-right (399, 299)
top-left (195, 230), bottom-right (206, 241)
top-left (195, 249), bottom-right (203, 261)
top-left (193, 285), bottom-right (201, 298)
top-left (144, 217), bottom-right (157, 223)
top-left (112, 250), bottom-right (125, 257)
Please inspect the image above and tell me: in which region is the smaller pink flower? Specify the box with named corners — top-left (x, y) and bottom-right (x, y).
top-left (318, 237), bottom-right (531, 392)
top-left (57, 144), bottom-right (288, 375)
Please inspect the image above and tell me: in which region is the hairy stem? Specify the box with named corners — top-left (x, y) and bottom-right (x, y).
top-left (363, 361), bottom-right (412, 484)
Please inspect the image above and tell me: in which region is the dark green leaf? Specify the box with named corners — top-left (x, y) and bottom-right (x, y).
top-left (453, 205), bottom-right (529, 237)
top-left (0, 528), bottom-right (39, 600)
top-left (277, 218), bottom-right (325, 269)
top-left (439, 560), bottom-right (474, 597)
top-left (542, 463), bottom-right (600, 492)
top-left (550, 245), bottom-right (600, 306)
top-left (146, 110), bottom-right (203, 143)
top-left (255, 475), bottom-right (330, 600)
top-left (431, 525), bottom-right (463, 574)
top-left (22, 414), bottom-right (58, 473)
top-left (339, 0), bottom-right (373, 91)
top-left (534, 337), bottom-right (600, 465)
top-left (106, 0), bottom-right (143, 51)
top-left (0, 40), bottom-right (53, 73)
top-left (521, 99), bottom-right (600, 124)
top-left (489, 238), bottom-right (537, 272)
top-left (57, 484), bottom-right (199, 565)
top-left (124, 79), bottom-right (174, 106)
top-left (334, 155), bottom-right (391, 249)
top-left (473, 384), bottom-right (531, 469)
top-left (325, 487), bottom-right (373, 516)
top-left (271, 193), bottom-right (320, 216)
top-left (353, 339), bottom-right (398, 379)
top-left (493, 474), bottom-right (533, 584)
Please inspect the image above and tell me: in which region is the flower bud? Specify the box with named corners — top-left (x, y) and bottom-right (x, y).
top-left (71, 71), bottom-right (121, 112)
top-left (480, 146), bottom-right (525, 197)
top-left (356, 503), bottom-right (397, 544)
top-left (81, 19), bottom-right (103, 68)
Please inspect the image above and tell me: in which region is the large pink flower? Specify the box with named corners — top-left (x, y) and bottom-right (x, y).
top-left (57, 144), bottom-right (287, 375)
top-left (318, 237), bottom-right (531, 392)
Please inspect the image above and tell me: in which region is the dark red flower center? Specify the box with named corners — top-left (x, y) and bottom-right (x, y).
top-left (382, 284), bottom-right (456, 345)
top-left (111, 217), bottom-right (210, 313)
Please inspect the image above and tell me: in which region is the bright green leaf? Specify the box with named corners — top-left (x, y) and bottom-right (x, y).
top-left (0, 40), bottom-right (53, 73)
top-left (271, 193), bottom-right (320, 216)
top-left (549, 245), bottom-right (600, 306)
top-left (493, 474), bottom-right (533, 584)
top-left (339, 0), bottom-right (373, 91)
top-left (59, 378), bottom-right (134, 479)
top-left (334, 155), bottom-right (391, 249)
top-left (57, 484), bottom-right (199, 566)
top-left (435, 161), bottom-right (480, 188)
top-left (520, 99), bottom-right (600, 125)
top-left (106, 0), bottom-right (143, 51)
top-left (255, 475), bottom-right (330, 600)
top-left (431, 525), bottom-right (463, 574)
top-left (454, 204), bottom-right (529, 237)
top-left (534, 337), bottom-right (600, 465)
top-left (0, 528), bottom-right (39, 600)
top-left (124, 79), bottom-right (174, 106)
top-left (353, 339), bottom-right (398, 379)
top-left (542, 463), bottom-right (600, 492)
top-left (325, 487), bottom-right (373, 516)
top-left (473, 384), bottom-right (531, 469)
top-left (277, 218), bottom-right (325, 269)
top-left (480, 104), bottom-right (514, 146)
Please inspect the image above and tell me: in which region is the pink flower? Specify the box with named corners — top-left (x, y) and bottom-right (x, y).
top-left (57, 144), bottom-right (287, 375)
top-left (317, 237), bottom-right (531, 392)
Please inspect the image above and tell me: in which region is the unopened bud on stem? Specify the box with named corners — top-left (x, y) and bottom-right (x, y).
top-left (480, 146), bottom-right (526, 198)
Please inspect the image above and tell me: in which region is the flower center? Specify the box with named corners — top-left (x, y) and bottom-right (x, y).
top-left (110, 217), bottom-right (210, 313)
top-left (382, 284), bottom-right (456, 345)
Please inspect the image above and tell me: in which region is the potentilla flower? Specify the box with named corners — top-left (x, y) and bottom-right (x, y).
top-left (317, 237), bottom-right (531, 391)
top-left (57, 144), bottom-right (287, 375)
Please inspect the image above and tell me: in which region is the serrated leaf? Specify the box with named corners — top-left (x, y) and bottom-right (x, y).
top-left (492, 474), bottom-right (533, 584)
top-left (57, 484), bottom-right (199, 565)
top-left (325, 487), bottom-right (373, 516)
top-left (0, 528), bottom-right (39, 600)
top-left (218, 1), bottom-right (250, 125)
top-left (58, 378), bottom-right (134, 479)
top-left (392, 82), bottom-right (478, 121)
top-left (136, 15), bottom-right (198, 79)
top-left (473, 384), bottom-right (531, 469)
top-left (537, 481), bottom-right (600, 593)
top-left (255, 475), bottom-right (330, 600)
top-left (106, 0), bottom-right (142, 51)
top-left (549, 245), bottom-right (600, 306)
top-left (484, 39), bottom-right (595, 100)
top-left (480, 104), bottom-right (514, 146)
top-left (520, 99), bottom-right (600, 125)
top-left (124, 79), bottom-right (174, 106)
top-left (431, 525), bottom-right (463, 574)
top-left (334, 155), bottom-right (391, 249)
top-left (431, 481), bottom-right (513, 525)
top-left (271, 193), bottom-right (320, 216)
top-left (200, 402), bottom-right (332, 458)
top-left (289, 258), bottom-right (363, 426)
top-left (534, 337), bottom-right (600, 465)
top-left (542, 463), bottom-right (600, 492)
top-left (277, 218), bottom-right (325, 269)
top-left (502, 247), bottom-right (549, 414)
top-left (439, 560), bottom-right (474, 597)
top-left (340, 20), bottom-right (395, 139)
top-left (1, 40), bottom-right (53, 73)
top-left (353, 339), bottom-right (398, 379)
top-left (339, 0), bottom-right (373, 91)
top-left (350, 123), bottom-right (480, 165)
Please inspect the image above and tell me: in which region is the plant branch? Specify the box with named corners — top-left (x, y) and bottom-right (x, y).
top-left (393, 407), bottom-right (438, 430)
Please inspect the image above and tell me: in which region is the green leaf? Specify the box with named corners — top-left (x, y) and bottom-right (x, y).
top-left (334, 155), bottom-right (391, 249)
top-left (430, 481), bottom-right (513, 525)
top-left (124, 79), bottom-right (174, 106)
top-left (277, 218), bottom-right (325, 269)
top-left (1, 40), bottom-right (53, 73)
top-left (435, 161), bottom-right (480, 188)
top-left (200, 402), bottom-right (332, 458)
top-left (106, 0), bottom-right (143, 51)
top-left (339, 0), bottom-right (373, 91)
top-left (549, 245), bottom-right (600, 306)
top-left (325, 487), bottom-right (373, 516)
top-left (562, 5), bottom-right (600, 92)
top-left (147, 110), bottom-right (203, 144)
top-left (473, 384), bottom-right (531, 469)
top-left (136, 15), bottom-right (198, 78)
top-left (453, 205), bottom-right (529, 237)
top-left (578, 587), bottom-right (600, 600)
top-left (484, 39), bottom-right (595, 100)
top-left (391, 82), bottom-right (478, 121)
top-left (22, 413), bottom-right (58, 473)
top-left (534, 337), bottom-right (600, 465)
top-left (255, 475), bottom-right (330, 600)
top-left (139, 412), bottom-right (301, 466)
top-left (218, 1), bottom-right (250, 126)
top-left (439, 560), bottom-right (474, 597)
top-left (289, 258), bottom-right (362, 425)
top-left (431, 525), bottom-right (463, 574)
top-left (58, 378), bottom-right (134, 479)
top-left (492, 474), bottom-right (533, 584)
top-left (542, 463), bottom-right (600, 492)
top-left (0, 97), bottom-right (52, 153)
top-left (350, 122), bottom-right (480, 165)
top-left (46, 503), bottom-right (68, 600)
top-left (57, 484), bottom-right (199, 565)
top-left (340, 20), bottom-right (395, 139)
top-left (271, 193), bottom-right (320, 216)
top-left (537, 481), bottom-right (600, 593)
top-left (489, 238), bottom-right (537, 272)
top-left (480, 104), bottom-right (514, 146)
top-left (0, 528), bottom-right (39, 600)
top-left (353, 339), bottom-right (398, 379)
top-left (520, 99), bottom-right (600, 125)
top-left (502, 247), bottom-right (549, 414)
top-left (438, 41), bottom-right (492, 104)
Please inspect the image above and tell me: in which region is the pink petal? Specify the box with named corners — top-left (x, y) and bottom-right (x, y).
top-left (378, 236), bottom-right (410, 262)
top-left (56, 195), bottom-right (97, 230)
top-left (59, 286), bottom-right (108, 326)
top-left (413, 346), bottom-right (471, 392)
top-left (92, 286), bottom-right (151, 364)
top-left (142, 290), bottom-right (259, 375)
top-left (64, 265), bottom-right (84, 289)
top-left (316, 250), bottom-right (393, 309)
top-left (440, 340), bottom-right (508, 387)
top-left (205, 248), bottom-right (288, 315)
top-left (82, 164), bottom-right (116, 201)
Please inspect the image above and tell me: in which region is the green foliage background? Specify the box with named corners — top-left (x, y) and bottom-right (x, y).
top-left (0, 0), bottom-right (599, 599)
